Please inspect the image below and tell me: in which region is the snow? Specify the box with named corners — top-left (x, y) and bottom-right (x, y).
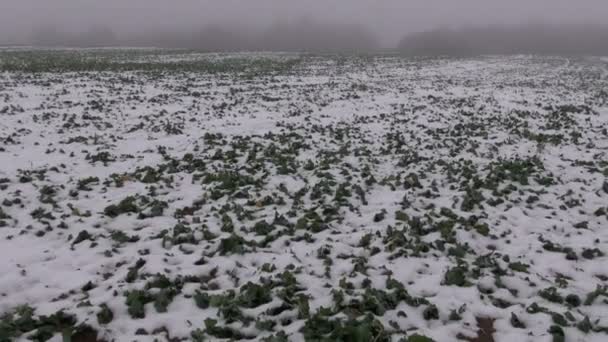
top-left (0, 51), bottom-right (607, 341)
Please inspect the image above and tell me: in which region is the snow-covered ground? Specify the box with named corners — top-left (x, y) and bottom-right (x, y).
top-left (0, 50), bottom-right (607, 342)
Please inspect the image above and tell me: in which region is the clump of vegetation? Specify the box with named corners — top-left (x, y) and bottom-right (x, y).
top-left (217, 234), bottom-right (250, 255)
top-left (443, 267), bottom-right (471, 287)
top-left (96, 304), bottom-right (114, 325)
top-left (301, 312), bottom-right (390, 342)
top-left (104, 196), bottom-right (139, 217)
top-left (125, 290), bottom-right (154, 319)
top-left (485, 157), bottom-right (542, 188)
top-left (0, 305), bottom-right (94, 341)
top-left (77, 176), bottom-right (99, 191)
top-left (87, 151), bottom-right (116, 165)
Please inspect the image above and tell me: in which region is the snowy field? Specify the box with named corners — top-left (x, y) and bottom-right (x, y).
top-left (0, 50), bottom-right (607, 342)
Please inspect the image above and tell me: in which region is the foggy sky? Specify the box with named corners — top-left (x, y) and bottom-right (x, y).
top-left (1, 0), bottom-right (608, 48)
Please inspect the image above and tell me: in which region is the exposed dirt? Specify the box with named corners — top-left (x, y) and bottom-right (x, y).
top-left (458, 317), bottom-right (496, 342)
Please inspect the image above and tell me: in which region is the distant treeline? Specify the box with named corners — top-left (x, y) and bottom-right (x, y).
top-left (25, 23), bottom-right (608, 55)
top-left (29, 21), bottom-right (378, 52)
top-left (398, 24), bottom-right (608, 56)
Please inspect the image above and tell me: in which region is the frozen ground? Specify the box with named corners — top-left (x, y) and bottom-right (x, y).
top-left (0, 50), bottom-right (607, 342)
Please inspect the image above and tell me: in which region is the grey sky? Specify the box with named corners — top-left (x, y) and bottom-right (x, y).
top-left (1, 0), bottom-right (607, 46)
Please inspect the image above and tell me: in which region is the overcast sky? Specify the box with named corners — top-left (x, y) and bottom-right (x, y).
top-left (2, 0), bottom-right (607, 46)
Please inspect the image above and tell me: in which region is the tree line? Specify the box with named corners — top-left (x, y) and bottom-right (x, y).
top-left (26, 22), bottom-right (608, 55)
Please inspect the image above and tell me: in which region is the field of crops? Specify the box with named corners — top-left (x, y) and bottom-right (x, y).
top-left (0, 49), bottom-right (607, 342)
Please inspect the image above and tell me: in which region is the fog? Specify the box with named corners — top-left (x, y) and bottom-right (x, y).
top-left (399, 24), bottom-right (608, 56)
top-left (1, 0), bottom-right (607, 53)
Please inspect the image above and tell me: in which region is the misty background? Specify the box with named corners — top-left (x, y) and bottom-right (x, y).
top-left (2, 0), bottom-right (608, 54)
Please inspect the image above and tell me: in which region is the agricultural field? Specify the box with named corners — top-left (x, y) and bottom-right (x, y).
top-left (0, 49), bottom-right (607, 342)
